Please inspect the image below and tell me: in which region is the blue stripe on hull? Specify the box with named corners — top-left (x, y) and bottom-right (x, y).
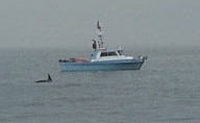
top-left (60, 60), bottom-right (144, 71)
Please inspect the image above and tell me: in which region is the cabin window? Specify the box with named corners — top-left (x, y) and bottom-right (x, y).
top-left (100, 52), bottom-right (107, 57)
top-left (100, 52), bottom-right (117, 57)
top-left (117, 50), bottom-right (122, 55)
top-left (108, 52), bottom-right (117, 56)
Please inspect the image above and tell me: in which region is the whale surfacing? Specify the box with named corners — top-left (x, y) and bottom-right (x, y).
top-left (35, 74), bottom-right (52, 83)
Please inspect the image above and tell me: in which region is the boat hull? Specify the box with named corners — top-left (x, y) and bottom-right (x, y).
top-left (59, 59), bottom-right (145, 71)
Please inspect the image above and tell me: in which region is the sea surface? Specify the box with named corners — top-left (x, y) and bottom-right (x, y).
top-left (0, 46), bottom-right (199, 123)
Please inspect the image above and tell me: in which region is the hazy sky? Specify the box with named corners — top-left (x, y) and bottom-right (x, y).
top-left (0, 0), bottom-right (200, 48)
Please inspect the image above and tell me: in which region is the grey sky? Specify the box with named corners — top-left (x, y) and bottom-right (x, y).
top-left (0, 0), bottom-right (200, 48)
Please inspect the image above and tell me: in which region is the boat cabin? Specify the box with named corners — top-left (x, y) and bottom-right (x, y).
top-left (89, 21), bottom-right (134, 62)
top-left (90, 49), bottom-right (133, 62)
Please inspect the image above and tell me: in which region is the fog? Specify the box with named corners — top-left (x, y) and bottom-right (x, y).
top-left (0, 0), bottom-right (200, 49)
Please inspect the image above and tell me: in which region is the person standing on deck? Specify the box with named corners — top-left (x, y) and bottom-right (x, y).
top-left (92, 39), bottom-right (97, 50)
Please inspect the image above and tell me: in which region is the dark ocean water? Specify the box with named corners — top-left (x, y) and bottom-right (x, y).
top-left (0, 46), bottom-right (199, 123)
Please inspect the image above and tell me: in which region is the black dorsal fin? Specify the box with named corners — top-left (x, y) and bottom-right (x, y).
top-left (48, 74), bottom-right (52, 81)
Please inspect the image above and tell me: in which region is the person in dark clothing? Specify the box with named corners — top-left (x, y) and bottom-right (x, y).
top-left (92, 39), bottom-right (97, 50)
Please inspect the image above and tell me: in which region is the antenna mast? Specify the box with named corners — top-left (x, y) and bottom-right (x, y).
top-left (97, 21), bottom-right (104, 48)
